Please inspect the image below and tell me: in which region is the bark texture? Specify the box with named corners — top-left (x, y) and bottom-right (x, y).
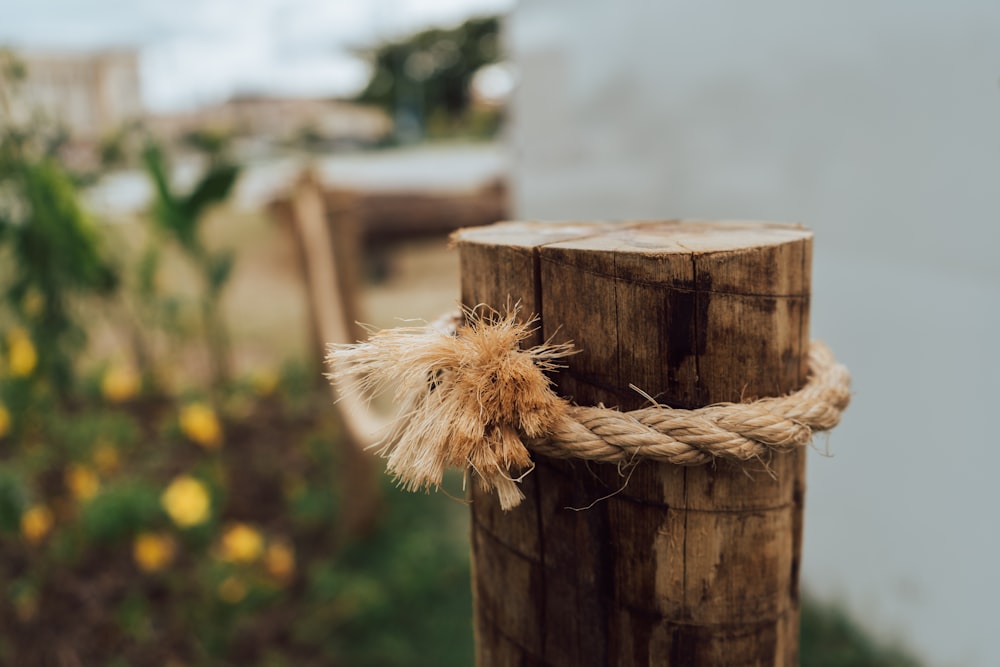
top-left (456, 220), bottom-right (812, 667)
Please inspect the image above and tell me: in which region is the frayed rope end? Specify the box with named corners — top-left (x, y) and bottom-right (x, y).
top-left (326, 305), bottom-right (574, 510)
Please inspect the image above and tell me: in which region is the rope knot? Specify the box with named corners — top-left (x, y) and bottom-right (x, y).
top-left (327, 306), bottom-right (574, 510)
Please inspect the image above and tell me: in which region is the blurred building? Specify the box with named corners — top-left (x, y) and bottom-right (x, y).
top-left (11, 50), bottom-right (143, 140)
top-left (147, 96), bottom-right (392, 151)
top-left (5, 48), bottom-right (390, 159)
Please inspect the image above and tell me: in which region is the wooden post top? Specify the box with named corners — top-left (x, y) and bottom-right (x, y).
top-left (456, 219), bottom-right (811, 252)
top-left (457, 219), bottom-right (813, 408)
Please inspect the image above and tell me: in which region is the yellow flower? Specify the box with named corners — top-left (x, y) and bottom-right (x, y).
top-left (179, 402), bottom-right (222, 449)
top-left (133, 531), bottom-right (176, 573)
top-left (21, 505), bottom-right (54, 544)
top-left (92, 440), bottom-right (120, 475)
top-left (0, 402), bottom-right (10, 439)
top-left (65, 464), bottom-right (100, 502)
top-left (220, 522), bottom-right (264, 563)
top-left (161, 475), bottom-right (211, 528)
top-left (218, 575), bottom-right (247, 603)
top-left (7, 328), bottom-right (37, 377)
top-left (264, 541), bottom-right (296, 581)
top-left (101, 365), bottom-right (140, 403)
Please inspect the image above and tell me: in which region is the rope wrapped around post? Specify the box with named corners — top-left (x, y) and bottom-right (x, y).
top-left (327, 306), bottom-right (851, 510)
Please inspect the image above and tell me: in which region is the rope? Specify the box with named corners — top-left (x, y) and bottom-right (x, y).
top-left (530, 340), bottom-right (849, 465)
top-left (327, 308), bottom-right (851, 510)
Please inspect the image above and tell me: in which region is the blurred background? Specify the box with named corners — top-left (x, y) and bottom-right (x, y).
top-left (0, 1), bottom-right (996, 665)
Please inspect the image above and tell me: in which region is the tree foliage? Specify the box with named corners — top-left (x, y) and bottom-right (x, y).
top-left (354, 16), bottom-right (501, 124)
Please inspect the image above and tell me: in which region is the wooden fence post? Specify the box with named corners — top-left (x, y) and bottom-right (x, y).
top-left (271, 171), bottom-right (382, 537)
top-left (456, 220), bottom-right (812, 666)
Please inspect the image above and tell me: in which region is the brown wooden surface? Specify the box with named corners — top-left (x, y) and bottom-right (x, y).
top-left (456, 220), bottom-right (813, 667)
top-left (326, 177), bottom-right (507, 244)
top-left (282, 172), bottom-right (382, 537)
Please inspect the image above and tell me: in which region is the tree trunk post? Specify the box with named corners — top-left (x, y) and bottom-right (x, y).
top-left (456, 220), bottom-right (813, 666)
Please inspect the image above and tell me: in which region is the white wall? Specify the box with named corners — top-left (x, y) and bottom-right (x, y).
top-left (508, 2), bottom-right (1000, 665)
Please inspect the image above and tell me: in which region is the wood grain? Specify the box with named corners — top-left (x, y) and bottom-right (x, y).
top-left (456, 220), bottom-right (812, 666)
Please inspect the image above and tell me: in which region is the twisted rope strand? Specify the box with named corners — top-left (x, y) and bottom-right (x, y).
top-left (328, 308), bottom-right (850, 509)
top-left (528, 341), bottom-right (850, 464)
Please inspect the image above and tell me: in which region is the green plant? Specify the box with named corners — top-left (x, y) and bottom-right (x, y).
top-left (801, 594), bottom-right (922, 667)
top-left (0, 50), bottom-right (119, 396)
top-left (0, 469), bottom-right (28, 535)
top-left (141, 141), bottom-right (240, 388)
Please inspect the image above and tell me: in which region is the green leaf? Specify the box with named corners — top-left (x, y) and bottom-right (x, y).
top-left (207, 250), bottom-right (234, 291)
top-left (141, 143), bottom-right (176, 212)
top-left (181, 162), bottom-right (240, 221)
top-left (80, 481), bottom-right (162, 545)
top-left (142, 142), bottom-right (198, 249)
top-left (0, 467), bottom-right (28, 534)
top-left (137, 243), bottom-right (161, 297)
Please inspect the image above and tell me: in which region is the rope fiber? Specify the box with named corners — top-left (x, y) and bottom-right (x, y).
top-left (531, 341), bottom-right (849, 465)
top-left (327, 308), bottom-right (851, 510)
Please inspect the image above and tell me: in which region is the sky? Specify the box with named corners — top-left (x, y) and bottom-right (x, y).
top-left (0, 0), bottom-right (514, 111)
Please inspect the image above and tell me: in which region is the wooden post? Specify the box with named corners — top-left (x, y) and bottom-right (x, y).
top-left (456, 220), bottom-right (812, 666)
top-left (270, 171), bottom-right (382, 537)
